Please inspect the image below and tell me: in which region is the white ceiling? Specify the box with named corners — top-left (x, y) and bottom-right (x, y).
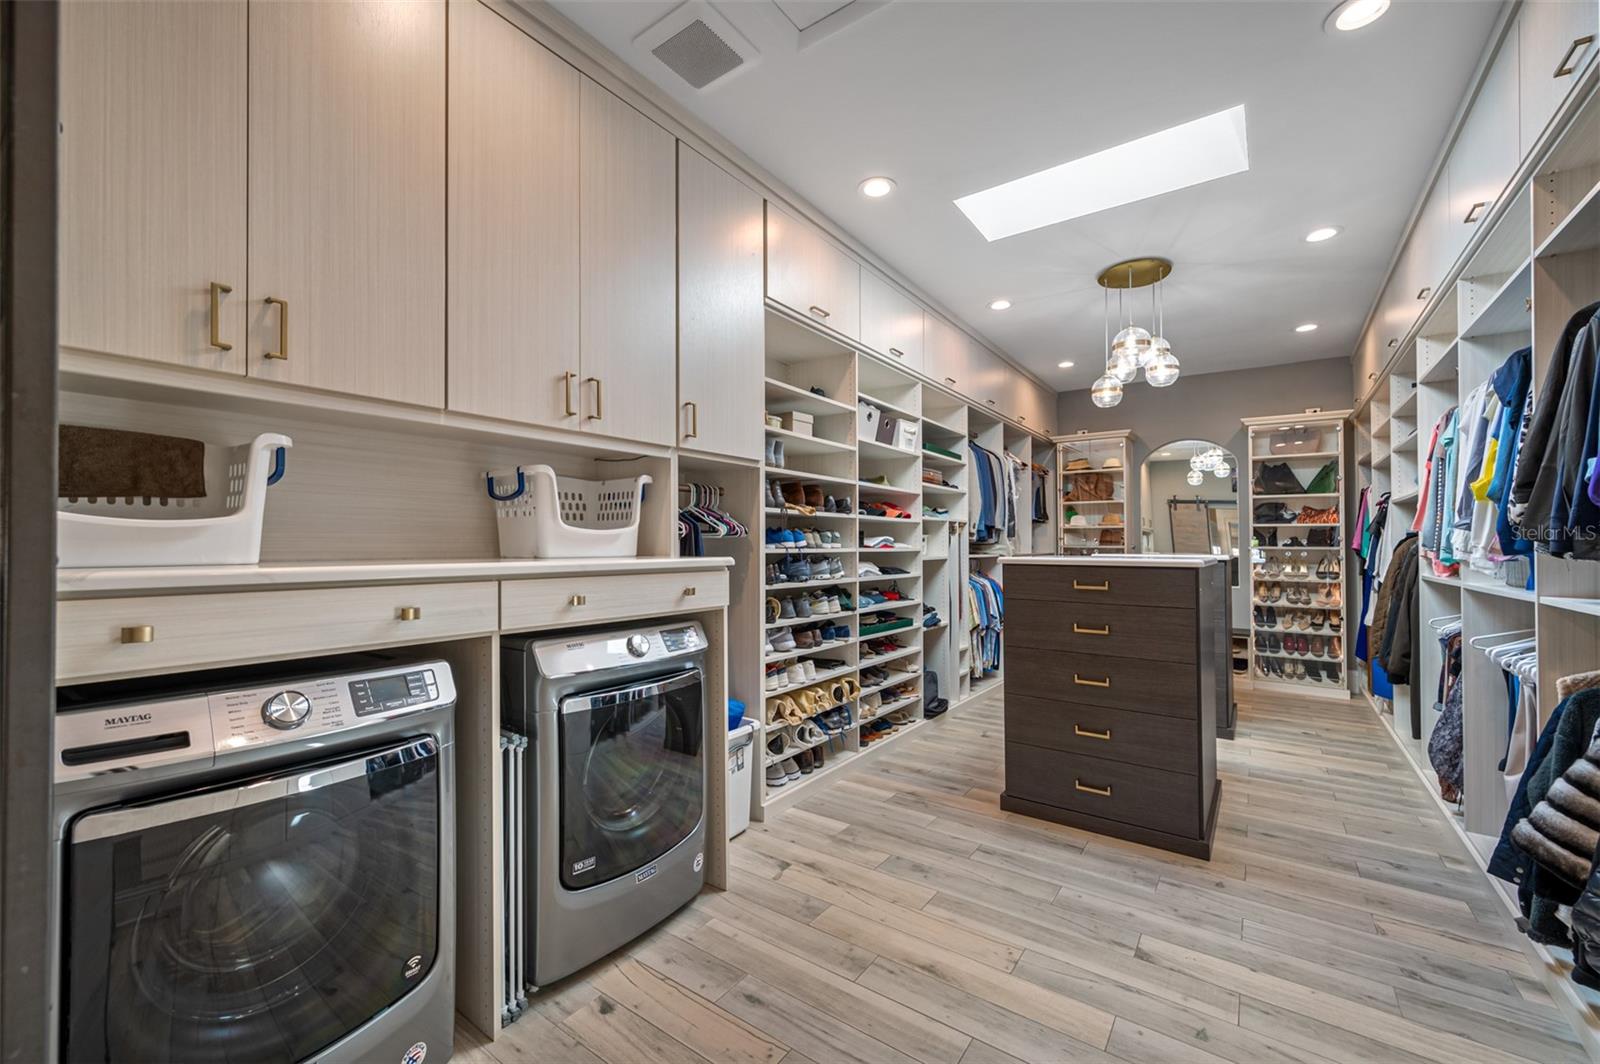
top-left (549, 0), bottom-right (1501, 390)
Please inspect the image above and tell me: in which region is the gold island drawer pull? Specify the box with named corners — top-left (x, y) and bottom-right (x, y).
top-left (1075, 780), bottom-right (1112, 797)
top-left (1072, 579), bottom-right (1109, 591)
top-left (682, 586), bottom-right (698, 597)
top-left (397, 606), bottom-right (422, 621)
top-left (569, 594), bottom-right (587, 606)
top-left (1073, 673), bottom-right (1111, 688)
top-left (1074, 725), bottom-right (1112, 741)
top-left (120, 625), bottom-right (155, 644)
top-left (1072, 623), bottom-right (1110, 636)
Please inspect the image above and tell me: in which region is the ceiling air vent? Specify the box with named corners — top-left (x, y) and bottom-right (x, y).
top-left (634, 2), bottom-right (759, 91)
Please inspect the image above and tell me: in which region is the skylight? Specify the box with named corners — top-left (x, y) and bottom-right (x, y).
top-left (954, 105), bottom-right (1250, 241)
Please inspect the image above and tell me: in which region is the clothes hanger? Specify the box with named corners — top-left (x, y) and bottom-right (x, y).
top-left (1467, 628), bottom-right (1534, 650)
top-left (1427, 614), bottom-right (1462, 630)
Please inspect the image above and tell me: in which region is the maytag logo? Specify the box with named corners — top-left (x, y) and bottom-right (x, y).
top-left (636, 863), bottom-right (658, 884)
top-left (103, 712), bottom-right (152, 729)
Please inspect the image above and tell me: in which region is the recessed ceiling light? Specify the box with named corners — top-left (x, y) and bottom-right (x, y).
top-left (859, 176), bottom-right (896, 198)
top-left (1295, 323), bottom-right (1319, 333)
top-left (988, 298), bottom-right (1012, 311)
top-left (1326, 0), bottom-right (1390, 33)
top-left (1160, 452), bottom-right (1172, 457)
top-left (1057, 360), bottom-right (1075, 369)
top-left (954, 105), bottom-right (1250, 241)
top-left (1304, 225), bottom-right (1342, 243)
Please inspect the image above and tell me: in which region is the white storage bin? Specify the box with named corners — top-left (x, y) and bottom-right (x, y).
top-left (726, 717), bottom-right (756, 840)
top-left (57, 432), bottom-right (292, 568)
top-left (486, 464), bottom-right (651, 559)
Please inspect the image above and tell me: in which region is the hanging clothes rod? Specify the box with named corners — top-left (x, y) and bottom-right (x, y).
top-left (1467, 628), bottom-right (1534, 649)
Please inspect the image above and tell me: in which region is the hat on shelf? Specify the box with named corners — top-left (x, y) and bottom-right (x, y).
top-left (1101, 457), bottom-right (1122, 469)
top-left (1065, 457), bottom-right (1092, 471)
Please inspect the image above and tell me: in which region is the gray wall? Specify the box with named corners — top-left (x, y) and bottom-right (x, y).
top-left (1143, 457), bottom-right (1237, 554)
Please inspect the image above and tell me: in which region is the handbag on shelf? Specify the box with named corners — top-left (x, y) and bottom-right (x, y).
top-left (1253, 462), bottom-right (1305, 496)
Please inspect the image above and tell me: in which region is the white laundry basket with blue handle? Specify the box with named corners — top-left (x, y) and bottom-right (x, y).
top-left (486, 464), bottom-right (651, 558)
top-left (57, 432), bottom-right (292, 567)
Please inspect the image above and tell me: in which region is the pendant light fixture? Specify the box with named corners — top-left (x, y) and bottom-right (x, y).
top-left (1094, 257), bottom-right (1179, 404)
top-left (1186, 468), bottom-right (1205, 487)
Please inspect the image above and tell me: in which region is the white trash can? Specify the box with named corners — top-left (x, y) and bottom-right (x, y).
top-left (726, 718), bottom-right (757, 840)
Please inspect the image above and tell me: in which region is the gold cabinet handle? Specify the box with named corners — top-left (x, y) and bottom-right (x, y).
top-left (1073, 673), bottom-right (1111, 688)
top-left (1463, 201), bottom-right (1488, 224)
top-left (1072, 580), bottom-right (1109, 591)
top-left (1554, 34), bottom-right (1594, 77)
top-left (569, 594), bottom-right (587, 606)
top-left (685, 400), bottom-right (699, 439)
top-left (564, 371), bottom-right (578, 417)
top-left (1075, 780), bottom-right (1112, 797)
top-left (888, 347), bottom-right (905, 359)
top-left (208, 282), bottom-right (233, 351)
top-left (683, 586), bottom-right (698, 597)
top-left (264, 297), bottom-right (288, 359)
top-left (397, 606), bottom-right (422, 621)
top-left (1072, 623), bottom-right (1110, 636)
top-left (585, 377), bottom-right (602, 421)
top-left (1074, 725), bottom-right (1112, 741)
top-left (120, 625), bottom-right (155, 644)
top-left (808, 305), bottom-right (830, 319)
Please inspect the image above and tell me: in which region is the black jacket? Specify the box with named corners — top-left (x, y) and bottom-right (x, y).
top-left (1511, 300), bottom-right (1600, 522)
top-left (1376, 534), bottom-right (1419, 681)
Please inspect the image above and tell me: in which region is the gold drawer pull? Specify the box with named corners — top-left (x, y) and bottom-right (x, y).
top-left (1075, 780), bottom-right (1112, 797)
top-left (569, 594), bottom-right (587, 606)
top-left (564, 371), bottom-right (578, 417)
top-left (209, 281), bottom-right (233, 351)
top-left (1554, 34), bottom-right (1594, 78)
top-left (683, 586), bottom-right (698, 597)
top-left (1074, 725), bottom-right (1112, 741)
top-left (1073, 673), bottom-right (1111, 688)
top-left (685, 401), bottom-right (699, 439)
top-left (120, 625), bottom-right (155, 644)
top-left (264, 297), bottom-right (288, 359)
top-left (585, 377), bottom-right (603, 421)
top-left (1072, 623), bottom-right (1110, 636)
top-left (888, 347), bottom-right (905, 358)
top-left (397, 606), bottom-right (422, 621)
top-left (1072, 580), bottom-right (1109, 591)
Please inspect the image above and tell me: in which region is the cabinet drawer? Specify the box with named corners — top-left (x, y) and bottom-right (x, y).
top-left (58, 582), bottom-right (499, 683)
top-left (1008, 651), bottom-right (1196, 718)
top-left (1005, 743), bottom-right (1201, 838)
top-left (1008, 599), bottom-right (1195, 664)
top-left (501, 569), bottom-right (727, 631)
top-left (1006, 696), bottom-right (1198, 774)
top-left (1005, 564), bottom-right (1195, 609)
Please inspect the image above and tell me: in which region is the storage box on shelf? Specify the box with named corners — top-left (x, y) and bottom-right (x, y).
top-left (1244, 412), bottom-right (1351, 701)
top-left (1056, 430), bottom-right (1131, 555)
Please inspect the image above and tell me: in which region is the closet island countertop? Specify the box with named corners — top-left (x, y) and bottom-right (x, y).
top-left (57, 555), bottom-right (734, 597)
top-left (999, 554), bottom-right (1227, 569)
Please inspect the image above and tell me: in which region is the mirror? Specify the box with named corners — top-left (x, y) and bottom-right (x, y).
top-left (1140, 439), bottom-right (1240, 586)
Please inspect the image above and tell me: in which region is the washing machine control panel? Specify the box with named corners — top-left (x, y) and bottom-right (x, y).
top-left (210, 661), bottom-right (455, 754)
top-left (533, 622), bottom-right (706, 677)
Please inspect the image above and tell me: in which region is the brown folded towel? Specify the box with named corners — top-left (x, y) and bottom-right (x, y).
top-left (59, 425), bottom-right (206, 499)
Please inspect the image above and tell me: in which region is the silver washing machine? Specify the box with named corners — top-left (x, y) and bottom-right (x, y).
top-left (502, 620), bottom-right (707, 990)
top-left (51, 652), bottom-right (457, 1064)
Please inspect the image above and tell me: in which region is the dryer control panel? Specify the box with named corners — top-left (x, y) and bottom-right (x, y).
top-left (532, 622), bottom-right (707, 678)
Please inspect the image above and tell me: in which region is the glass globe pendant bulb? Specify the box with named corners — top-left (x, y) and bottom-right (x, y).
top-left (1111, 325), bottom-right (1151, 371)
top-left (1090, 373), bottom-right (1123, 408)
top-left (1190, 453), bottom-right (1207, 472)
top-left (1139, 335), bottom-right (1169, 369)
top-left (1186, 469), bottom-right (1205, 487)
top-left (1145, 347), bottom-right (1180, 387)
top-left (1213, 462), bottom-right (1232, 478)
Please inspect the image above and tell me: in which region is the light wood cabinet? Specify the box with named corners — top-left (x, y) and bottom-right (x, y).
top-left (924, 315), bottom-right (970, 392)
top-left (678, 145), bottom-right (764, 460)
top-left (1414, 176), bottom-right (1454, 292)
top-left (1447, 28), bottom-right (1521, 253)
top-left (579, 78), bottom-right (677, 447)
top-left (967, 342), bottom-right (1009, 413)
top-left (765, 203), bottom-right (860, 339)
top-left (860, 271), bottom-right (925, 372)
top-left (1517, 0), bottom-right (1598, 158)
top-left (59, 0), bottom-right (247, 374)
top-left (447, 0), bottom-right (580, 429)
top-left (248, 0), bottom-right (446, 406)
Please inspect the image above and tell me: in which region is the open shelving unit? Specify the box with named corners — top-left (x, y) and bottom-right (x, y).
top-left (1244, 411), bottom-right (1351, 701)
top-left (1055, 430), bottom-right (1131, 555)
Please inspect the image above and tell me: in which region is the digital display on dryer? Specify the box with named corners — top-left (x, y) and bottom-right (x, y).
top-left (350, 672), bottom-right (433, 716)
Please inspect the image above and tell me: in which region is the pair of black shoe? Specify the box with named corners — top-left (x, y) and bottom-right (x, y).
top-left (1253, 604), bottom-right (1281, 628)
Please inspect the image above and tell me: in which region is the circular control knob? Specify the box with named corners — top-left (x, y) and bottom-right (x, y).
top-left (262, 690), bottom-right (313, 730)
top-left (625, 634), bottom-right (651, 658)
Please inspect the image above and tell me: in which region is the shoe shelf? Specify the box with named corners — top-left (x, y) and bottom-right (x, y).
top-left (860, 672), bottom-right (920, 699)
top-left (764, 376), bottom-right (856, 418)
top-left (859, 391), bottom-right (920, 423)
top-left (764, 546), bottom-right (853, 555)
top-left (765, 610), bottom-right (854, 629)
top-left (860, 643), bottom-right (921, 668)
top-left (861, 545), bottom-right (919, 554)
top-left (1251, 597), bottom-right (1344, 608)
top-left (920, 450), bottom-right (966, 468)
top-left (861, 696), bottom-right (922, 726)
top-left (859, 596), bottom-right (921, 608)
top-left (920, 482), bottom-right (963, 496)
top-left (765, 467), bottom-right (856, 489)
top-left (764, 660), bottom-right (859, 698)
top-left (766, 579), bottom-right (857, 592)
top-left (765, 507), bottom-right (855, 521)
top-left (766, 425), bottom-right (855, 457)
top-left (763, 636), bottom-right (856, 664)
top-left (857, 480), bottom-right (921, 497)
top-left (858, 513), bottom-right (918, 524)
top-left (763, 724), bottom-right (853, 769)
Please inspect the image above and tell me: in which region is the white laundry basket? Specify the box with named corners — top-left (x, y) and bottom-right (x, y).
top-left (57, 433), bottom-right (292, 567)
top-left (726, 717), bottom-right (756, 840)
top-left (486, 464), bottom-right (651, 559)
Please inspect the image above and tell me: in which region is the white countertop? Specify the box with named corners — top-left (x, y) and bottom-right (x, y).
top-left (57, 555), bottom-right (734, 597)
top-left (1000, 554), bottom-right (1227, 569)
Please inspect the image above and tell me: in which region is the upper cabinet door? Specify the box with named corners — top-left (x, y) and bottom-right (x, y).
top-left (924, 315), bottom-right (969, 393)
top-left (59, 0), bottom-right (247, 374)
top-left (967, 342), bottom-right (1007, 413)
top-left (447, 0), bottom-right (580, 429)
top-left (1517, 0), bottom-right (1598, 158)
top-left (1414, 177), bottom-right (1453, 293)
top-left (578, 78), bottom-right (677, 446)
top-left (765, 203), bottom-right (860, 339)
top-left (248, 0), bottom-right (446, 406)
top-left (678, 145), bottom-right (764, 460)
top-left (1446, 29), bottom-right (1520, 253)
top-left (860, 271), bottom-right (925, 372)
